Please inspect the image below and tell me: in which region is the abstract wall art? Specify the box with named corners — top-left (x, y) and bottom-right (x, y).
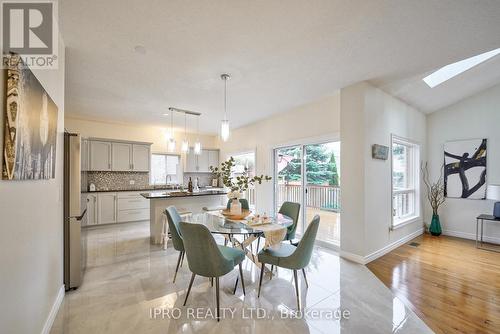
top-left (2, 54), bottom-right (59, 180)
top-left (444, 138), bottom-right (487, 199)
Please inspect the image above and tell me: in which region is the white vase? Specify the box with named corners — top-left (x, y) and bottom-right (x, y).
top-left (230, 199), bottom-right (242, 215)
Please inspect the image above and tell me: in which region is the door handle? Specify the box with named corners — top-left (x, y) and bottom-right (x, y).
top-left (71, 208), bottom-right (87, 221)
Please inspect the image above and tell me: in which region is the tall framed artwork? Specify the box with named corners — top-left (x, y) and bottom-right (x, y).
top-left (444, 138), bottom-right (487, 199)
top-left (2, 54), bottom-right (59, 180)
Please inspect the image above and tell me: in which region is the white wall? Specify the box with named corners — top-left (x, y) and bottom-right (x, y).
top-left (427, 83), bottom-right (500, 243)
top-left (0, 40), bottom-right (66, 333)
top-left (340, 82), bottom-right (426, 262)
top-left (218, 93), bottom-right (341, 214)
top-left (65, 117), bottom-right (219, 153)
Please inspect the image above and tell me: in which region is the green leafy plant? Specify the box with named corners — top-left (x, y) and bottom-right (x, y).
top-left (210, 157), bottom-right (272, 194)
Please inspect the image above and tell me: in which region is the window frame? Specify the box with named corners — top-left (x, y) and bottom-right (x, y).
top-left (149, 153), bottom-right (181, 185)
top-left (391, 134), bottom-right (421, 229)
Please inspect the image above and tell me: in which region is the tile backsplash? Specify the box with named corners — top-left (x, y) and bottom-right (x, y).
top-left (86, 171), bottom-right (150, 191)
top-left (183, 173), bottom-right (217, 187)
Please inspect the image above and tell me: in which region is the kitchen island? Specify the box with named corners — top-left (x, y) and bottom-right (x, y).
top-left (141, 189), bottom-right (227, 244)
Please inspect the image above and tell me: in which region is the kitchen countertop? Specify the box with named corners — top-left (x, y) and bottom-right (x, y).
top-left (82, 187), bottom-right (223, 194)
top-left (140, 189), bottom-right (227, 199)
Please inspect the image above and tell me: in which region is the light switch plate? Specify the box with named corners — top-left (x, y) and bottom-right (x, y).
top-left (129, 180), bottom-right (135, 185)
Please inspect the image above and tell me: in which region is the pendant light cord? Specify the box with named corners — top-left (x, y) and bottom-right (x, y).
top-left (224, 77), bottom-right (227, 121)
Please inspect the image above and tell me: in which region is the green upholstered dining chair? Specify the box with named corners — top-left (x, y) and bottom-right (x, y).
top-left (165, 206), bottom-right (185, 283)
top-left (257, 215), bottom-right (320, 310)
top-left (226, 198), bottom-right (250, 210)
top-left (279, 201), bottom-right (301, 242)
top-left (179, 221), bottom-right (246, 321)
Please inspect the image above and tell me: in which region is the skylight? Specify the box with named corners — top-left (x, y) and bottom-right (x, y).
top-left (423, 48), bottom-right (500, 88)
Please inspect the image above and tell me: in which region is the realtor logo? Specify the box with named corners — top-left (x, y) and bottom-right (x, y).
top-left (1, 0), bottom-right (58, 69)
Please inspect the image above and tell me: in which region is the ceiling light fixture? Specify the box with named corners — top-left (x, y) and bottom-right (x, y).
top-left (423, 47), bottom-right (500, 88)
top-left (194, 115), bottom-right (202, 155)
top-left (181, 112), bottom-right (189, 153)
top-left (167, 112), bottom-right (176, 152)
top-left (220, 74), bottom-right (230, 142)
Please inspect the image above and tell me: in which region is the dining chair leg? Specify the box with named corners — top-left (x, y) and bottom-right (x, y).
top-left (224, 238), bottom-right (228, 246)
top-left (215, 277), bottom-right (220, 322)
top-left (258, 263), bottom-right (265, 298)
top-left (211, 277), bottom-right (213, 287)
top-left (239, 263), bottom-right (246, 295)
top-left (180, 251), bottom-right (185, 267)
top-left (183, 273), bottom-right (196, 306)
top-left (269, 265), bottom-right (274, 280)
top-left (256, 236), bottom-right (261, 253)
top-left (233, 277), bottom-right (239, 295)
top-left (173, 251), bottom-right (182, 283)
top-left (293, 270), bottom-right (301, 310)
top-left (302, 268), bottom-right (309, 288)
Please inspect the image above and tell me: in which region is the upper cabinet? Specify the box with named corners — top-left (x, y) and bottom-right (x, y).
top-left (81, 138), bottom-right (90, 171)
top-left (184, 149), bottom-right (219, 173)
top-left (112, 142), bottom-right (133, 171)
top-left (88, 138), bottom-right (151, 172)
top-left (208, 150), bottom-right (219, 170)
top-left (132, 144), bottom-right (150, 172)
top-left (89, 141), bottom-right (112, 171)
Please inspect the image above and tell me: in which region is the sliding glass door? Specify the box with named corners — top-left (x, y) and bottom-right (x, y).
top-left (274, 145), bottom-right (304, 234)
top-left (274, 141), bottom-right (340, 245)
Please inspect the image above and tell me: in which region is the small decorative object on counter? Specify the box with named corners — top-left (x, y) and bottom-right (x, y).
top-left (422, 162), bottom-right (445, 236)
top-left (188, 177), bottom-right (193, 193)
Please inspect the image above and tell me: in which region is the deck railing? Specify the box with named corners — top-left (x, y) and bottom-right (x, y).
top-left (275, 184), bottom-right (340, 211)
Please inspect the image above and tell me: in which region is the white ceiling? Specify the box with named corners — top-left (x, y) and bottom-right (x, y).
top-left (61, 0), bottom-right (500, 134)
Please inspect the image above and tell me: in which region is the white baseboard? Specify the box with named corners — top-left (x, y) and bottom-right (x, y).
top-left (339, 250), bottom-right (366, 264)
top-left (340, 228), bottom-right (424, 265)
top-left (364, 228), bottom-right (424, 264)
top-left (41, 285), bottom-right (65, 334)
top-left (442, 229), bottom-right (500, 245)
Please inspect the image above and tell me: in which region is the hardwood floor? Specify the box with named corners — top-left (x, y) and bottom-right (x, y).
top-left (367, 234), bottom-right (500, 334)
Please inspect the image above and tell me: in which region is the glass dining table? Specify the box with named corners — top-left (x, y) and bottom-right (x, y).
top-left (185, 212), bottom-right (294, 271)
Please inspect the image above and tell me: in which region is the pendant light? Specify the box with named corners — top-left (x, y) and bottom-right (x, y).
top-left (168, 112), bottom-right (176, 152)
top-left (194, 115), bottom-right (202, 155)
top-left (220, 73), bottom-right (230, 142)
top-left (181, 112), bottom-right (189, 153)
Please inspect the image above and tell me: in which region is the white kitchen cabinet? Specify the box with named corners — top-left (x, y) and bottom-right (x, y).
top-left (208, 150), bottom-right (219, 170)
top-left (185, 151), bottom-right (198, 173)
top-left (97, 193), bottom-right (117, 224)
top-left (81, 138), bottom-right (90, 171)
top-left (197, 150), bottom-right (210, 172)
top-left (184, 149), bottom-right (219, 173)
top-left (84, 193), bottom-right (98, 226)
top-left (89, 141), bottom-right (112, 171)
top-left (112, 142), bottom-right (133, 171)
top-left (132, 144), bottom-right (150, 172)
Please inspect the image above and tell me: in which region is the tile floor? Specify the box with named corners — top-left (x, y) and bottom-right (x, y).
top-left (50, 221), bottom-right (433, 334)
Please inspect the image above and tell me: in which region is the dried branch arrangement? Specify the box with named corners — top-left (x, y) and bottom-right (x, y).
top-left (421, 162), bottom-right (445, 215)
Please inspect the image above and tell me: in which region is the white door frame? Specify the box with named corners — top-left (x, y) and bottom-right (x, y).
top-left (272, 133), bottom-right (340, 249)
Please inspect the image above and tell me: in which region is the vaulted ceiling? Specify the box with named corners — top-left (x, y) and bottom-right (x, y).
top-left (61, 0), bottom-right (500, 133)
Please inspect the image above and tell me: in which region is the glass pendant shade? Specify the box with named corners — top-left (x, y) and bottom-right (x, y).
top-left (194, 141), bottom-right (202, 155)
top-left (168, 138), bottom-right (176, 152)
top-left (181, 139), bottom-right (189, 153)
top-left (220, 119), bottom-right (230, 142)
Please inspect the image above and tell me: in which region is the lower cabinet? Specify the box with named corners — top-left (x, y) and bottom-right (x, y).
top-left (97, 193), bottom-right (117, 225)
top-left (84, 191), bottom-right (149, 226)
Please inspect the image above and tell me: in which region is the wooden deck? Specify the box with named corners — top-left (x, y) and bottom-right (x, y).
top-left (304, 207), bottom-right (340, 244)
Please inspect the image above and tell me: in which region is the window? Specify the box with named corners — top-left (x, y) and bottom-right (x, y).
top-left (150, 154), bottom-right (180, 185)
top-left (391, 135), bottom-right (420, 227)
top-left (229, 152), bottom-right (256, 206)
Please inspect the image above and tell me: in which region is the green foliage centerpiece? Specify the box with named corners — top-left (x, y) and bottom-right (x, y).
top-left (210, 157), bottom-right (272, 214)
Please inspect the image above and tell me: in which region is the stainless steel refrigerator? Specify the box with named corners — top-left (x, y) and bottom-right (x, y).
top-left (63, 132), bottom-right (87, 290)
